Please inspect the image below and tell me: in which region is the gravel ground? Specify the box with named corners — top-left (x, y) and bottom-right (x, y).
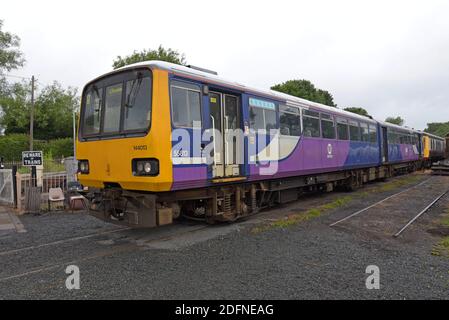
top-left (0, 173), bottom-right (448, 299)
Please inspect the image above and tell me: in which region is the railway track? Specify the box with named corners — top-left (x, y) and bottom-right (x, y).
top-left (393, 189), bottom-right (449, 237)
top-left (0, 227), bottom-right (131, 257)
top-left (329, 176), bottom-right (449, 237)
top-left (0, 223), bottom-right (210, 282)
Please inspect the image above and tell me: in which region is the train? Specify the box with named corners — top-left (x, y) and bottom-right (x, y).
top-left (76, 61), bottom-right (446, 228)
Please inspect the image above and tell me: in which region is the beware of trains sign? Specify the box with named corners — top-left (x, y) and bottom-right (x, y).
top-left (22, 151), bottom-right (43, 166)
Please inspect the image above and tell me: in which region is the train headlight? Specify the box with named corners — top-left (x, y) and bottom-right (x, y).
top-left (132, 158), bottom-right (159, 176)
top-left (78, 160), bottom-right (89, 174)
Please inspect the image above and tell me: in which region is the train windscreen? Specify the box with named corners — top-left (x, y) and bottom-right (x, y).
top-left (80, 68), bottom-right (152, 139)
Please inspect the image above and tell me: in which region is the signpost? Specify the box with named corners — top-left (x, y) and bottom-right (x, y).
top-left (22, 151), bottom-right (43, 166)
top-left (22, 151), bottom-right (43, 188)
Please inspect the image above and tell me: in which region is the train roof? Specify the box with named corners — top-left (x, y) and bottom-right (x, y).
top-left (112, 61), bottom-right (377, 124)
top-left (99, 60), bottom-right (444, 137)
top-left (421, 131), bottom-right (446, 140)
top-left (377, 120), bottom-right (416, 133)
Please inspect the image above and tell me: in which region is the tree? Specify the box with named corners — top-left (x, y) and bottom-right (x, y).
top-left (0, 20), bottom-right (25, 74)
top-left (112, 45), bottom-right (187, 69)
top-left (34, 82), bottom-right (79, 140)
top-left (344, 107), bottom-right (370, 117)
top-left (425, 122), bottom-right (449, 137)
top-left (385, 116), bottom-right (404, 126)
top-left (271, 79), bottom-right (336, 107)
top-left (0, 80), bottom-right (30, 135)
top-left (0, 81), bottom-right (78, 140)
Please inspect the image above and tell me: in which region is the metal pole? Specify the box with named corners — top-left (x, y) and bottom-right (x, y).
top-left (12, 165), bottom-right (17, 208)
top-left (73, 108), bottom-right (76, 159)
top-left (29, 75), bottom-right (35, 151)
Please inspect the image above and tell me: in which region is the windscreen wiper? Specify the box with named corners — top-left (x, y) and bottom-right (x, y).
top-left (125, 72), bottom-right (143, 109)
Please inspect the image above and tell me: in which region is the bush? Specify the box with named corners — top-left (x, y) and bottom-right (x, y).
top-left (45, 138), bottom-right (74, 159)
top-left (0, 134), bottom-right (74, 161)
top-left (0, 133), bottom-right (29, 161)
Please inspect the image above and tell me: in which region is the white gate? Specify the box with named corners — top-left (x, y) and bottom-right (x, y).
top-left (0, 169), bottom-right (14, 205)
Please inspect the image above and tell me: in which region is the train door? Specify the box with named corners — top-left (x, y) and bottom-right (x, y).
top-left (209, 91), bottom-right (242, 178)
top-left (382, 126), bottom-right (389, 163)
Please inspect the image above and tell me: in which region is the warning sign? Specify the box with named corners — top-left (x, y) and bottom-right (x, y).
top-left (22, 151), bottom-right (43, 166)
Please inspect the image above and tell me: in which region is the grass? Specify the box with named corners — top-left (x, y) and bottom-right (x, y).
top-left (431, 206), bottom-right (449, 257)
top-left (432, 236), bottom-right (449, 257)
top-left (251, 195), bottom-right (353, 234)
top-left (251, 173), bottom-right (426, 234)
top-left (440, 208), bottom-right (449, 227)
top-left (372, 175), bottom-right (421, 193)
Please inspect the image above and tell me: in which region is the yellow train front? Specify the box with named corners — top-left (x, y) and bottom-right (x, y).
top-left (77, 62), bottom-right (177, 227)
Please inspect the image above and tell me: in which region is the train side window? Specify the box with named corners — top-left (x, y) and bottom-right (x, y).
top-left (336, 117), bottom-right (349, 140)
top-left (171, 81), bottom-right (202, 128)
top-left (389, 130), bottom-right (398, 144)
top-left (321, 113), bottom-right (336, 139)
top-left (302, 109), bottom-right (320, 138)
top-left (360, 123), bottom-right (370, 142)
top-left (249, 107), bottom-right (264, 131)
top-left (369, 125), bottom-right (377, 143)
top-left (249, 106), bottom-right (277, 133)
top-left (398, 133), bottom-right (403, 144)
top-left (264, 109), bottom-right (277, 132)
top-left (349, 120), bottom-right (360, 141)
top-left (279, 105), bottom-right (301, 136)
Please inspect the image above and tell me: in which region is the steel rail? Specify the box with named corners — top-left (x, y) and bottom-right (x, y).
top-left (329, 177), bottom-right (432, 227)
top-left (0, 227), bottom-right (131, 257)
top-left (393, 189), bottom-right (449, 237)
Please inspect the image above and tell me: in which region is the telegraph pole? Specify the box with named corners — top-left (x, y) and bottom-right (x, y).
top-left (29, 75), bottom-right (35, 151)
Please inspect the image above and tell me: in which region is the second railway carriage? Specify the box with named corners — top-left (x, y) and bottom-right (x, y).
top-left (422, 132), bottom-right (445, 164)
top-left (378, 121), bottom-right (421, 169)
top-left (76, 61), bottom-right (442, 228)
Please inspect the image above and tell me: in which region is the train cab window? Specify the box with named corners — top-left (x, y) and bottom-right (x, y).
top-left (83, 87), bottom-right (103, 135)
top-left (321, 113), bottom-right (336, 139)
top-left (171, 81), bottom-right (202, 128)
top-left (360, 123), bottom-right (369, 142)
top-left (349, 120), bottom-right (360, 141)
top-left (279, 105), bottom-right (301, 136)
top-left (80, 68), bottom-right (152, 139)
top-left (336, 117), bottom-right (349, 140)
top-left (302, 110), bottom-right (320, 138)
top-left (124, 77), bottom-right (152, 131)
top-left (368, 125), bottom-right (377, 143)
top-left (103, 83), bottom-right (123, 133)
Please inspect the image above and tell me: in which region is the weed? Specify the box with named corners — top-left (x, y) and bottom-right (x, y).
top-left (251, 195), bottom-right (353, 234)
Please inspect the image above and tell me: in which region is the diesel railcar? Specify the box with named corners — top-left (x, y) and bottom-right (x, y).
top-left (76, 61), bottom-right (445, 228)
top-left (422, 132), bottom-right (446, 165)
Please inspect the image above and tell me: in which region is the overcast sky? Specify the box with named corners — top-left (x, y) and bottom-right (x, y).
top-left (3, 0), bottom-right (449, 130)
